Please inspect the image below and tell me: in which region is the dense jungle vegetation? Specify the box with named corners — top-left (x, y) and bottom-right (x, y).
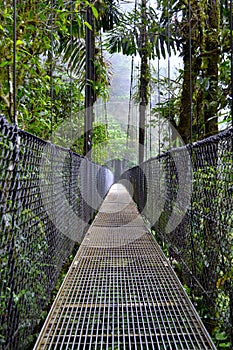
top-left (0, 0), bottom-right (232, 151)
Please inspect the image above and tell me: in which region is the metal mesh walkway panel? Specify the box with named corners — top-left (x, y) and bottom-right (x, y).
top-left (34, 184), bottom-right (216, 350)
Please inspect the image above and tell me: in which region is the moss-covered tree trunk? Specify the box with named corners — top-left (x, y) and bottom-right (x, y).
top-left (203, 0), bottom-right (219, 137)
top-left (178, 1), bottom-right (203, 144)
top-left (178, 44), bottom-right (192, 144)
top-left (139, 0), bottom-right (149, 164)
top-left (84, 7), bottom-right (95, 158)
top-left (178, 0), bottom-right (219, 143)
top-left (200, 1), bottom-right (220, 331)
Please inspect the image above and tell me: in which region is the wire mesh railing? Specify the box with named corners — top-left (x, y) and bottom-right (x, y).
top-left (0, 115), bottom-right (113, 350)
top-left (122, 128), bottom-right (233, 345)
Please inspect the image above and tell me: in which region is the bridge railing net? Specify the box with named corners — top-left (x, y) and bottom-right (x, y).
top-left (0, 115), bottom-right (113, 350)
top-left (122, 128), bottom-right (233, 342)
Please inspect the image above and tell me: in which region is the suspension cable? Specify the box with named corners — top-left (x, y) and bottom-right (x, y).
top-left (13, 0), bottom-right (17, 124)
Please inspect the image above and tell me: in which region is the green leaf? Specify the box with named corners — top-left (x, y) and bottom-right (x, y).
top-left (91, 5), bottom-right (98, 20)
top-left (84, 21), bottom-right (92, 31)
top-left (215, 332), bottom-right (227, 341)
top-left (54, 85), bottom-right (60, 95)
top-left (219, 343), bottom-right (231, 348)
top-left (0, 61), bottom-right (10, 67)
top-left (16, 39), bottom-right (24, 46)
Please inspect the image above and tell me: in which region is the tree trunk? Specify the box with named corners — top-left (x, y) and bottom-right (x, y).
top-left (178, 1), bottom-right (203, 144)
top-left (138, 0), bottom-right (149, 164)
top-left (203, 0), bottom-right (219, 137)
top-left (178, 46), bottom-right (192, 144)
top-left (84, 7), bottom-right (95, 158)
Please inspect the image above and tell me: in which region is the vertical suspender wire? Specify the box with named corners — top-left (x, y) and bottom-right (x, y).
top-left (148, 0), bottom-right (152, 159)
top-left (127, 0), bottom-right (137, 149)
top-left (188, 0), bottom-right (196, 299)
top-left (13, 0), bottom-right (17, 124)
top-left (100, 32), bottom-right (106, 124)
top-left (189, 1), bottom-right (193, 143)
top-left (158, 58), bottom-right (161, 157)
top-left (69, 3), bottom-right (74, 237)
top-left (230, 0), bottom-right (233, 127)
top-left (230, 0), bottom-right (233, 166)
top-left (167, 0), bottom-right (171, 148)
top-left (78, 23), bottom-right (82, 154)
top-left (100, 31), bottom-right (109, 140)
top-left (70, 3), bottom-right (73, 143)
top-left (50, 0), bottom-right (54, 136)
top-left (157, 56), bottom-right (161, 234)
top-left (77, 20), bottom-right (84, 234)
top-left (149, 61), bottom-right (152, 159)
top-left (11, 5), bottom-right (20, 346)
top-left (135, 64), bottom-right (138, 149)
top-left (127, 55), bottom-right (134, 148)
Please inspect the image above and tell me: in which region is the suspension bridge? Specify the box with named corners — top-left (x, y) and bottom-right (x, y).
top-left (0, 0), bottom-right (233, 348)
top-left (1, 114), bottom-right (232, 349)
top-left (33, 183), bottom-right (215, 350)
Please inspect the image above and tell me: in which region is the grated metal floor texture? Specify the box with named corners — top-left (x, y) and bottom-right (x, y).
top-left (34, 184), bottom-right (216, 350)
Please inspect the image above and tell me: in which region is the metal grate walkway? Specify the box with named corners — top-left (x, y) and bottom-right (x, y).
top-left (34, 184), bottom-right (216, 350)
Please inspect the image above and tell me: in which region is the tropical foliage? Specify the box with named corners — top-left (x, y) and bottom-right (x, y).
top-left (1, 0), bottom-right (232, 145)
top-left (106, 0), bottom-right (232, 144)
